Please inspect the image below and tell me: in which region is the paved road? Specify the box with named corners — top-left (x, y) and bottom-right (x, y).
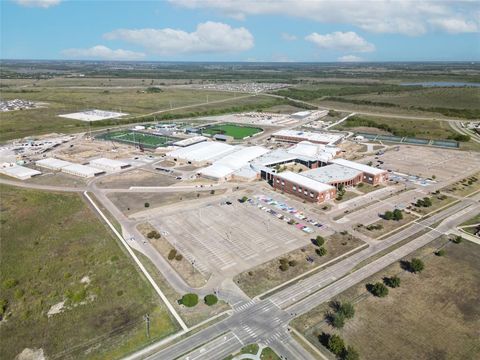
top-left (132, 194), bottom-right (479, 360)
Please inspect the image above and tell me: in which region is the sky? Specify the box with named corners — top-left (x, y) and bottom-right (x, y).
top-left (1, 0), bottom-right (480, 62)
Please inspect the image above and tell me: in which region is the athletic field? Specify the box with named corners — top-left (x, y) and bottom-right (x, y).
top-left (98, 130), bottom-right (178, 148)
top-left (202, 123), bottom-right (262, 139)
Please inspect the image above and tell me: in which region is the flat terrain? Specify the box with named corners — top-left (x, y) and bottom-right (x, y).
top-left (96, 169), bottom-right (178, 189)
top-left (356, 212), bottom-right (418, 239)
top-left (0, 87), bottom-right (237, 141)
top-left (293, 237), bottom-right (480, 360)
top-left (0, 185), bottom-right (178, 360)
top-left (202, 123), bottom-right (263, 139)
top-left (108, 189), bottom-right (227, 215)
top-left (360, 146), bottom-right (480, 184)
top-left (144, 193), bottom-right (321, 277)
top-left (234, 233), bottom-right (365, 298)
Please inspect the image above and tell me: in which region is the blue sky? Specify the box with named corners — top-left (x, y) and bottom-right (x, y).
top-left (1, 0), bottom-right (479, 62)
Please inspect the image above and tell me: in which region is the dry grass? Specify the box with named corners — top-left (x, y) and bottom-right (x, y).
top-left (293, 237), bottom-right (480, 360)
top-left (137, 223), bottom-right (208, 288)
top-left (234, 233), bottom-right (365, 298)
top-left (356, 212), bottom-right (418, 239)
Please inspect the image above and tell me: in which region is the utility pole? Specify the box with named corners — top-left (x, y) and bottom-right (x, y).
top-left (144, 314), bottom-right (150, 338)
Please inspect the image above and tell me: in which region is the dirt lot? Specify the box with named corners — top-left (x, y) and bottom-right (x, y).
top-left (234, 233), bottom-right (366, 298)
top-left (137, 223), bottom-right (208, 288)
top-left (108, 189), bottom-right (226, 215)
top-left (293, 237), bottom-right (480, 360)
top-left (96, 169), bottom-right (177, 189)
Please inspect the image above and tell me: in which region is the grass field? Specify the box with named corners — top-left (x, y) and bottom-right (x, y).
top-left (98, 130), bottom-right (177, 148)
top-left (292, 237), bottom-right (480, 360)
top-left (0, 185), bottom-right (179, 359)
top-left (334, 115), bottom-right (457, 140)
top-left (202, 123), bottom-right (262, 139)
top-left (0, 86), bottom-right (241, 141)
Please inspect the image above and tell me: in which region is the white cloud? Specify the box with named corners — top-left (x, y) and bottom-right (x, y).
top-left (104, 22), bottom-right (254, 55)
top-left (13, 0), bottom-right (61, 8)
top-left (281, 32), bottom-right (297, 41)
top-left (170, 0), bottom-right (480, 36)
top-left (306, 31), bottom-right (375, 52)
top-left (61, 45), bottom-right (146, 61)
top-left (429, 18), bottom-right (478, 33)
top-left (338, 55), bottom-right (364, 62)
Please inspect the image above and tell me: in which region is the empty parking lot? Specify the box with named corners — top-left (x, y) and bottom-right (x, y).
top-left (148, 197), bottom-right (321, 277)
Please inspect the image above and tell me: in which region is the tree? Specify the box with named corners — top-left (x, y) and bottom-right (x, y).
top-left (339, 302), bottom-right (355, 319)
top-left (327, 334), bottom-right (346, 356)
top-left (409, 258), bottom-right (424, 273)
top-left (180, 293), bottom-right (198, 307)
top-left (343, 346), bottom-right (360, 360)
top-left (451, 235), bottom-right (463, 244)
top-left (316, 247), bottom-right (327, 256)
top-left (435, 249), bottom-right (446, 256)
top-left (167, 249), bottom-right (177, 260)
top-left (239, 196), bottom-right (248, 203)
top-left (315, 235), bottom-right (325, 247)
top-left (383, 211), bottom-right (393, 220)
top-left (368, 282), bottom-right (389, 297)
top-left (392, 209), bottom-right (403, 221)
top-left (331, 312), bottom-right (345, 328)
top-left (204, 294), bottom-right (218, 306)
top-left (144, 202), bottom-right (150, 208)
top-left (384, 275), bottom-right (401, 288)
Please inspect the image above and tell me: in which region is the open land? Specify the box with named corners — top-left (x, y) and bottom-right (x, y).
top-left (0, 185), bottom-right (178, 360)
top-left (292, 237), bottom-right (480, 360)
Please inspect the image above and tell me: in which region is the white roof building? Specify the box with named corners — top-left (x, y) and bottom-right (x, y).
top-left (302, 164), bottom-right (362, 184)
top-left (173, 136), bottom-right (208, 147)
top-left (62, 164), bottom-right (105, 178)
top-left (287, 141), bottom-right (339, 162)
top-left (89, 158), bottom-right (130, 172)
top-left (36, 158), bottom-right (73, 171)
top-left (167, 141), bottom-right (237, 163)
top-left (275, 171), bottom-right (335, 193)
top-left (0, 165), bottom-right (41, 180)
top-left (273, 130), bottom-right (344, 145)
top-left (330, 158), bottom-right (387, 175)
top-left (199, 146), bottom-right (269, 180)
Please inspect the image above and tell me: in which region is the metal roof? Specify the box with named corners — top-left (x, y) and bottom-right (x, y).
top-left (36, 157), bottom-right (72, 169)
top-left (330, 158), bottom-right (387, 175)
top-left (275, 171), bottom-right (335, 193)
top-left (302, 164), bottom-right (362, 184)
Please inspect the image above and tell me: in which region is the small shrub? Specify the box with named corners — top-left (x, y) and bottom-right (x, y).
top-left (316, 247), bottom-right (327, 256)
top-left (167, 249), bottom-right (177, 260)
top-left (3, 278), bottom-right (18, 289)
top-left (0, 299), bottom-right (7, 319)
top-left (368, 282), bottom-right (389, 297)
top-left (288, 260), bottom-right (297, 267)
top-left (147, 230), bottom-right (161, 239)
top-left (14, 289), bottom-right (25, 299)
top-left (344, 346), bottom-right (360, 360)
top-left (339, 302), bottom-right (355, 319)
top-left (435, 249), bottom-right (446, 256)
top-left (204, 294), bottom-right (218, 306)
top-left (279, 263), bottom-right (289, 271)
top-left (327, 334), bottom-right (346, 356)
top-left (116, 290), bottom-right (124, 296)
top-left (384, 275), bottom-right (401, 288)
top-left (331, 312), bottom-right (345, 328)
top-left (409, 258), bottom-right (425, 273)
top-left (180, 293), bottom-right (198, 307)
top-left (451, 235), bottom-right (463, 244)
top-left (314, 235), bottom-right (325, 247)
top-left (175, 254), bottom-right (183, 261)
top-left (144, 202), bottom-right (150, 208)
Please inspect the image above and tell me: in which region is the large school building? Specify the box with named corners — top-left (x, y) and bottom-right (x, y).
top-left (262, 158), bottom-right (388, 203)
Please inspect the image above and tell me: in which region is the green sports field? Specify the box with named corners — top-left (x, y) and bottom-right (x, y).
top-left (98, 130), bottom-right (178, 148)
top-left (202, 123), bottom-right (262, 139)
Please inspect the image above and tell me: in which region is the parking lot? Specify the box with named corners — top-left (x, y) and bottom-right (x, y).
top-left (361, 145), bottom-right (480, 184)
top-left (148, 195), bottom-right (326, 277)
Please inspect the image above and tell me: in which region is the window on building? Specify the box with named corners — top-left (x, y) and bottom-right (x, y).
top-left (292, 186), bottom-right (296, 190)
